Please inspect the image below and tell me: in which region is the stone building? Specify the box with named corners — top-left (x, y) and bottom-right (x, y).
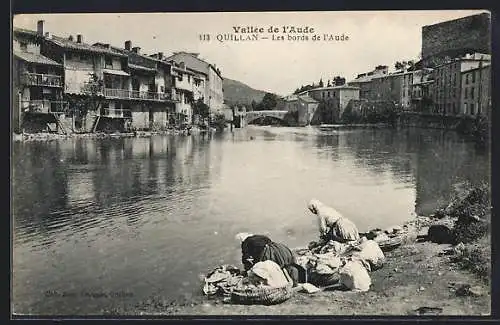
top-left (460, 62), bottom-right (491, 116)
top-left (431, 52), bottom-right (490, 115)
top-left (165, 52), bottom-right (224, 115)
top-left (306, 85), bottom-right (360, 118)
top-left (348, 65), bottom-right (388, 100)
top-left (297, 94), bottom-right (319, 126)
top-left (410, 69), bottom-right (434, 113)
top-left (421, 12), bottom-right (491, 67)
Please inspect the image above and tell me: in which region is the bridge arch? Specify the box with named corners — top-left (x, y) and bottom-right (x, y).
top-left (244, 110), bottom-right (290, 125)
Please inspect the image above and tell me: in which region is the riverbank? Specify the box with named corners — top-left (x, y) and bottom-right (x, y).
top-left (107, 183), bottom-right (491, 316)
top-left (11, 128), bottom-right (212, 142)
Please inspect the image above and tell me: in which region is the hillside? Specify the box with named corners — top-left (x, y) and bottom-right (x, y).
top-left (223, 78), bottom-right (267, 107)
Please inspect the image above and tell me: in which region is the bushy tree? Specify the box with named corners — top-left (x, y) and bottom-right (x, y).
top-left (255, 92), bottom-right (279, 110)
top-left (66, 73), bottom-right (104, 128)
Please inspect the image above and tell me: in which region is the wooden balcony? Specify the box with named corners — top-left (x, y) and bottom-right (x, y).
top-left (21, 73), bottom-right (63, 87)
top-left (21, 100), bottom-right (68, 114)
top-left (104, 88), bottom-right (178, 102)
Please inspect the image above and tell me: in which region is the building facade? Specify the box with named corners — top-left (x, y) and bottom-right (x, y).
top-left (431, 53), bottom-right (490, 115)
top-left (13, 26), bottom-right (66, 133)
top-left (306, 85), bottom-right (360, 117)
top-left (165, 52), bottom-right (224, 114)
top-left (460, 62), bottom-right (491, 116)
top-left (410, 69), bottom-right (434, 113)
top-left (348, 65), bottom-right (388, 100)
top-left (297, 95), bottom-right (319, 126)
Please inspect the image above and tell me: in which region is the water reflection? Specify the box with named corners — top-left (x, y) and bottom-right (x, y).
top-left (12, 127), bottom-right (489, 314)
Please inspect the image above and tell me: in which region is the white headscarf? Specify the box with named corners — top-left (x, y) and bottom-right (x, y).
top-left (235, 232), bottom-right (253, 243)
top-left (308, 198), bottom-right (343, 224)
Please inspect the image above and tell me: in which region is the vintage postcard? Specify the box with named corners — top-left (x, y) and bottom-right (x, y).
top-left (11, 10), bottom-right (491, 317)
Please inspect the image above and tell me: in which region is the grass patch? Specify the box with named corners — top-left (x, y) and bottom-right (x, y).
top-left (452, 235), bottom-right (491, 282)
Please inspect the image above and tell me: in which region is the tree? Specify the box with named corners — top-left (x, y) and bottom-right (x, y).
top-left (81, 72), bottom-right (104, 112)
top-left (212, 112), bottom-right (227, 131)
top-left (319, 78), bottom-right (324, 88)
top-left (66, 72), bottom-right (104, 129)
top-left (192, 98), bottom-right (210, 124)
top-left (255, 92), bottom-right (279, 111)
top-left (394, 61), bottom-right (405, 71)
top-left (327, 80), bottom-right (331, 87)
top-left (333, 76), bottom-right (346, 86)
top-left (250, 99), bottom-right (257, 111)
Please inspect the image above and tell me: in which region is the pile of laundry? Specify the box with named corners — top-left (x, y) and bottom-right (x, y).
top-left (294, 237), bottom-right (386, 292)
top-left (202, 260), bottom-right (292, 302)
top-left (202, 264), bottom-right (244, 296)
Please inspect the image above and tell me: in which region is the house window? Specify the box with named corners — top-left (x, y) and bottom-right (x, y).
top-left (471, 87), bottom-right (474, 99)
top-left (19, 42), bottom-right (28, 52)
top-left (464, 103), bottom-right (467, 114)
top-left (470, 103), bottom-right (475, 115)
top-left (160, 86), bottom-right (165, 93)
top-left (465, 74), bottom-right (469, 84)
top-left (464, 88), bottom-right (468, 99)
top-left (105, 56), bottom-right (113, 68)
top-left (178, 75), bottom-right (183, 82)
top-left (472, 71), bottom-right (476, 83)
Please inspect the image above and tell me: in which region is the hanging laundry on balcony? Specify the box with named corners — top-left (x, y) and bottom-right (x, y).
top-left (102, 69), bottom-right (130, 76)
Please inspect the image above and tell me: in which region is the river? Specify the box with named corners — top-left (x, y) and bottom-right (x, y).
top-left (12, 126), bottom-right (490, 315)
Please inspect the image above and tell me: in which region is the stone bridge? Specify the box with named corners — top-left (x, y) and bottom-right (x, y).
top-left (244, 110), bottom-right (289, 124)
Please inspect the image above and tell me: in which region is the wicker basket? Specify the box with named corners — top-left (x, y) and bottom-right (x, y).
top-left (308, 270), bottom-right (341, 287)
top-left (230, 281), bottom-right (293, 305)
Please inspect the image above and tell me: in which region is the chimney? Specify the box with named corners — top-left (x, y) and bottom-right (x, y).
top-left (158, 52), bottom-right (164, 60)
top-left (37, 20), bottom-right (44, 36)
top-left (132, 47), bottom-right (140, 54)
top-left (125, 40), bottom-right (131, 51)
top-left (68, 35), bottom-right (74, 41)
top-left (76, 34), bottom-right (83, 43)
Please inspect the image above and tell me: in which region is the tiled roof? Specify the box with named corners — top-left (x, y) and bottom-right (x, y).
top-left (48, 36), bottom-right (126, 56)
top-left (284, 95), bottom-right (299, 101)
top-left (14, 51), bottom-right (62, 66)
top-left (13, 27), bottom-right (40, 37)
top-left (308, 85), bottom-right (360, 91)
top-left (166, 52), bottom-right (222, 78)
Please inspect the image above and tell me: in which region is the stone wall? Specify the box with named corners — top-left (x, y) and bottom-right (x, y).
top-left (131, 111), bottom-right (150, 130)
top-left (422, 13), bottom-right (490, 64)
top-left (396, 112), bottom-right (476, 130)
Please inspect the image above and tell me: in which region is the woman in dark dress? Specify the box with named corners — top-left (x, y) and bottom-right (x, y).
top-left (235, 233), bottom-right (302, 285)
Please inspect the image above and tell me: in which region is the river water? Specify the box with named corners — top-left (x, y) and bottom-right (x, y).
top-left (12, 126), bottom-right (490, 315)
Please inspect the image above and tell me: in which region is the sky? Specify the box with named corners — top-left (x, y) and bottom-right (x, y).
top-left (13, 10), bottom-right (488, 96)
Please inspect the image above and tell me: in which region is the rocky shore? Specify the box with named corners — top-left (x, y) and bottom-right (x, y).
top-left (105, 181), bottom-right (491, 316)
top-left (12, 128), bottom-right (210, 142)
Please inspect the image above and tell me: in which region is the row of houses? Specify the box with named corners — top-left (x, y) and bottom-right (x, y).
top-left (348, 52), bottom-right (491, 117)
top-left (281, 13), bottom-right (492, 126)
top-left (12, 20), bottom-right (224, 134)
